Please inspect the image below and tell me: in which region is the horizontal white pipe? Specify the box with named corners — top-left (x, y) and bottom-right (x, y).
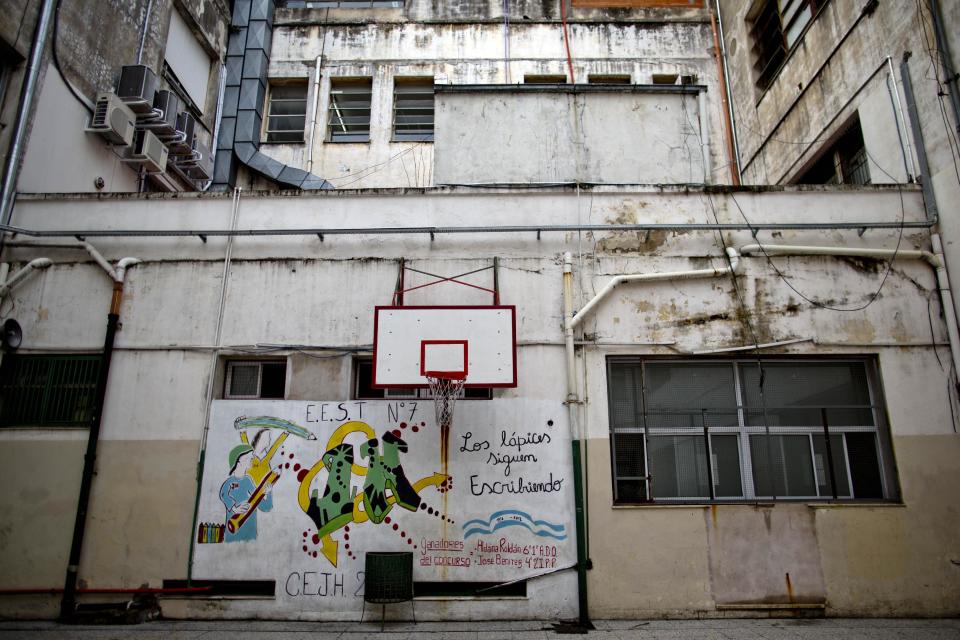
top-left (82, 242), bottom-right (117, 281)
top-left (570, 247), bottom-right (740, 329)
top-left (739, 243), bottom-right (936, 265)
top-left (692, 337), bottom-right (812, 354)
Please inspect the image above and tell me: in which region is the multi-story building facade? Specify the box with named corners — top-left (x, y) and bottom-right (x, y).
top-left (0, 0), bottom-right (957, 623)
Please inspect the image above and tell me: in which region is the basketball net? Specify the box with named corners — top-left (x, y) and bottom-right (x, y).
top-left (426, 374), bottom-right (467, 430)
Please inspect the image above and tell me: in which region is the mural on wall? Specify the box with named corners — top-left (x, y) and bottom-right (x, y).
top-left (194, 399), bottom-right (575, 610)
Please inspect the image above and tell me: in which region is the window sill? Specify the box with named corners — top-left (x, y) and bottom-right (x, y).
top-left (413, 595), bottom-right (528, 602)
top-left (805, 501), bottom-right (905, 509)
top-left (260, 140), bottom-right (305, 146)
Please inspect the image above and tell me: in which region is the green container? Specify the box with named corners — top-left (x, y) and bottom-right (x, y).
top-left (364, 552), bottom-right (414, 603)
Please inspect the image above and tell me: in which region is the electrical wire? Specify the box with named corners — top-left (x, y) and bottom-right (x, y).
top-left (52, 0), bottom-right (94, 115)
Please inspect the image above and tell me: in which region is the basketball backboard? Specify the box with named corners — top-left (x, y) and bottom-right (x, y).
top-left (372, 306), bottom-right (517, 388)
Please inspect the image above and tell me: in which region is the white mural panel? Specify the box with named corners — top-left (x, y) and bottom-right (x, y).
top-left (194, 399), bottom-right (574, 612)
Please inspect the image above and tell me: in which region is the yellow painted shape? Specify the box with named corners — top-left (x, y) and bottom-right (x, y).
top-left (413, 472), bottom-right (448, 493)
top-left (249, 432), bottom-right (289, 485)
top-left (352, 493), bottom-right (369, 523)
top-left (325, 421), bottom-right (376, 476)
top-left (297, 460), bottom-right (325, 513)
top-left (321, 535), bottom-right (339, 567)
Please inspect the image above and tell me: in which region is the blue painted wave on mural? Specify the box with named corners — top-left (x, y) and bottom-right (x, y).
top-left (462, 509), bottom-right (567, 540)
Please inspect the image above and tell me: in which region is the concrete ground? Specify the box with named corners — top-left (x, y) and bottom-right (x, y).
top-left (0, 619), bottom-right (959, 639)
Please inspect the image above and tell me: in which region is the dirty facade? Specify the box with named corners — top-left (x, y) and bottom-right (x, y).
top-left (0, 0), bottom-right (958, 624)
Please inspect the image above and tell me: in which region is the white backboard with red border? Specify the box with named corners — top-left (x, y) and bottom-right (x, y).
top-left (372, 306), bottom-right (517, 388)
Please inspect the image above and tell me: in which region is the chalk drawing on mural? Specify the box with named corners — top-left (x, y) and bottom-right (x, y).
top-left (462, 509), bottom-right (567, 541)
top-left (201, 416), bottom-right (316, 544)
top-left (295, 420), bottom-right (452, 567)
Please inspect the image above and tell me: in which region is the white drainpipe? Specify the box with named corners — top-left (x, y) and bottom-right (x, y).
top-left (0, 258), bottom-right (53, 300)
top-left (739, 239), bottom-right (960, 381)
top-left (563, 247), bottom-right (742, 407)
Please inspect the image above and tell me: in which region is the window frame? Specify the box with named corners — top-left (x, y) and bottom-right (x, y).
top-left (353, 357), bottom-right (492, 400)
top-left (0, 354), bottom-right (101, 427)
top-left (607, 356), bottom-right (897, 505)
top-left (392, 76), bottom-right (435, 142)
top-left (277, 1), bottom-right (403, 7)
top-left (327, 77), bottom-right (373, 143)
top-left (747, 0), bottom-right (828, 94)
top-left (223, 360), bottom-right (288, 400)
top-left (264, 79), bottom-right (309, 144)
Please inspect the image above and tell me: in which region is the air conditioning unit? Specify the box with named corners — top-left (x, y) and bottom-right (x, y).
top-left (186, 138), bottom-right (213, 181)
top-left (168, 112), bottom-right (196, 156)
top-left (123, 130), bottom-right (168, 173)
top-left (152, 90), bottom-right (180, 130)
top-left (116, 65), bottom-right (159, 113)
top-left (85, 93), bottom-right (136, 146)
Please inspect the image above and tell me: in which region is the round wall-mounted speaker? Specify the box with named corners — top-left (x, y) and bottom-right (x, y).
top-left (2, 319), bottom-right (22, 352)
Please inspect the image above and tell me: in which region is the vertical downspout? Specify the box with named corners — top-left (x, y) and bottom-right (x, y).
top-left (901, 53), bottom-right (939, 223)
top-left (710, 0), bottom-right (741, 185)
top-left (563, 252), bottom-right (591, 628)
top-left (0, 0), bottom-right (57, 254)
top-left (305, 55), bottom-right (323, 175)
top-left (60, 255), bottom-right (140, 620)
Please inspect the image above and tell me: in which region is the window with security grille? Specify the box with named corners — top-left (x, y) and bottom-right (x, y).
top-left (796, 118), bottom-right (870, 185)
top-left (607, 358), bottom-right (896, 503)
top-left (0, 355), bottom-right (100, 427)
top-left (392, 77), bottom-right (434, 141)
top-left (224, 361), bottom-right (287, 399)
top-left (328, 78), bottom-right (373, 142)
top-left (265, 81), bottom-right (308, 143)
top-left (748, 0), bottom-right (826, 91)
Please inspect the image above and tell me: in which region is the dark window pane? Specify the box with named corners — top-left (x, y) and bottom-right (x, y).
top-left (0, 355), bottom-right (99, 427)
top-left (845, 432), bottom-right (884, 499)
top-left (648, 435), bottom-right (709, 499)
top-left (356, 360), bottom-right (384, 399)
top-left (750, 434), bottom-right (816, 498)
top-left (260, 363), bottom-right (286, 399)
top-left (812, 434), bottom-right (849, 497)
top-left (616, 479), bottom-right (647, 502)
top-left (740, 362), bottom-right (873, 427)
top-left (613, 432), bottom-right (645, 478)
top-left (609, 363), bottom-right (642, 430)
top-left (266, 82), bottom-right (307, 143)
top-left (711, 435), bottom-right (743, 498)
top-left (643, 362), bottom-right (737, 429)
top-left (228, 364), bottom-right (260, 396)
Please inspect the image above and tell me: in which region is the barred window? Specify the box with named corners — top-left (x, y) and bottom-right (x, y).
top-left (392, 77), bottom-right (434, 141)
top-left (607, 358), bottom-right (896, 503)
top-left (225, 361), bottom-right (287, 399)
top-left (265, 81), bottom-right (308, 143)
top-left (0, 355), bottom-right (100, 427)
top-left (796, 117), bottom-right (870, 185)
top-left (748, 0), bottom-right (826, 91)
top-left (328, 78), bottom-right (372, 143)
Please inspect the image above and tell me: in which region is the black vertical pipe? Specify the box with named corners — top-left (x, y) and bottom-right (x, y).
top-left (821, 408), bottom-right (839, 500)
top-left (59, 308), bottom-right (120, 620)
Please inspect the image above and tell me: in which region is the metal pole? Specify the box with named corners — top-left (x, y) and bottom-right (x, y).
top-left (702, 409), bottom-right (715, 500)
top-left (0, 0), bottom-right (58, 250)
top-left (900, 53), bottom-right (939, 223)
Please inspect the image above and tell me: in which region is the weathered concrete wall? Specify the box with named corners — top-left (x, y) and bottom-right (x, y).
top-left (0, 185), bottom-right (957, 619)
top-left (434, 88), bottom-right (709, 185)
top-left (717, 0), bottom-right (960, 344)
top-left (260, 14), bottom-right (725, 189)
top-left (0, 0), bottom-right (40, 177)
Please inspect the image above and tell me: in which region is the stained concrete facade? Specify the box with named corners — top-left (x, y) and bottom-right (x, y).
top-left (0, 0), bottom-right (958, 625)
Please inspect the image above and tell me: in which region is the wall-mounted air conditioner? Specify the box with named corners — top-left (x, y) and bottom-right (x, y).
top-left (85, 93), bottom-right (136, 146)
top-left (123, 130), bottom-right (168, 173)
top-left (116, 65), bottom-right (159, 114)
top-left (168, 112), bottom-right (197, 156)
top-left (186, 138), bottom-right (213, 181)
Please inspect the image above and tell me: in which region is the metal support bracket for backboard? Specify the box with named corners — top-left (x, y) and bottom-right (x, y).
top-left (392, 259), bottom-right (500, 305)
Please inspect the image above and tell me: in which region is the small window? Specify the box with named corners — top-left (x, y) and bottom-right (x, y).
top-left (265, 81), bottom-right (308, 143)
top-left (588, 74), bottom-right (631, 84)
top-left (0, 355), bottom-right (100, 427)
top-left (796, 118), bottom-right (869, 185)
top-left (393, 77), bottom-right (434, 141)
top-left (225, 361), bottom-right (287, 399)
top-left (608, 358), bottom-right (896, 503)
top-left (523, 74), bottom-right (568, 84)
top-left (328, 78), bottom-right (372, 142)
top-left (354, 358), bottom-right (491, 400)
top-left (651, 73), bottom-right (680, 85)
top-left (748, 0), bottom-right (826, 92)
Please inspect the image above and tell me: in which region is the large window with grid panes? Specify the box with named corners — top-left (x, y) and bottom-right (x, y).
top-left (607, 357), bottom-right (898, 503)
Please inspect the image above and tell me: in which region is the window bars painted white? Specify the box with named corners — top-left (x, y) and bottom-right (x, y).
top-left (392, 78), bottom-right (434, 141)
top-left (265, 83), bottom-right (308, 143)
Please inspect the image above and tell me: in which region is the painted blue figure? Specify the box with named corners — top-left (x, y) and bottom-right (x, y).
top-left (220, 444), bottom-right (274, 542)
